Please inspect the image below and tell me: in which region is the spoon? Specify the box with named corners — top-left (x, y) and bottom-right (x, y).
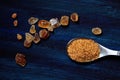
top-left (99, 44), bottom-right (120, 58)
top-left (67, 38), bottom-right (120, 62)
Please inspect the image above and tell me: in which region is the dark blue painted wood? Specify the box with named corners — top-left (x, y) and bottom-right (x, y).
top-left (0, 0), bottom-right (120, 80)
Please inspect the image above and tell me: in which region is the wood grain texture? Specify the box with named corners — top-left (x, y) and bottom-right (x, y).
top-left (0, 0), bottom-right (120, 80)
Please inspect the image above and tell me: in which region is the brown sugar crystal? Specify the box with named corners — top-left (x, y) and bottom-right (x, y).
top-left (17, 33), bottom-right (22, 40)
top-left (70, 12), bottom-right (79, 22)
top-left (60, 16), bottom-right (69, 26)
top-left (24, 33), bottom-right (34, 48)
top-left (24, 39), bottom-right (32, 48)
top-left (25, 33), bottom-right (34, 43)
top-left (15, 53), bottom-right (26, 67)
top-left (29, 25), bottom-right (36, 34)
top-left (38, 20), bottom-right (51, 29)
top-left (11, 13), bottom-right (17, 19)
top-left (13, 20), bottom-right (18, 27)
top-left (67, 38), bottom-right (100, 62)
top-left (33, 33), bottom-right (41, 44)
top-left (28, 17), bottom-right (39, 25)
top-left (39, 29), bottom-right (50, 39)
top-left (49, 18), bottom-right (61, 29)
top-left (47, 26), bottom-right (54, 32)
top-left (92, 27), bottom-right (102, 35)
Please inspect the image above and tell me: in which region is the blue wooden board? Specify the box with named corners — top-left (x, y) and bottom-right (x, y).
top-left (0, 0), bottom-right (120, 80)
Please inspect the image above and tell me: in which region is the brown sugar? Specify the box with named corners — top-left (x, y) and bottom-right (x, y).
top-left (13, 20), bottom-right (18, 27)
top-left (92, 27), bottom-right (102, 35)
top-left (70, 12), bottom-right (79, 22)
top-left (67, 38), bottom-right (100, 62)
top-left (11, 13), bottom-right (17, 19)
top-left (33, 33), bottom-right (41, 44)
top-left (29, 25), bottom-right (36, 34)
top-left (28, 17), bottom-right (39, 25)
top-left (60, 16), bottom-right (69, 26)
top-left (38, 20), bottom-right (51, 29)
top-left (25, 33), bottom-right (34, 43)
top-left (15, 53), bottom-right (26, 67)
top-left (49, 18), bottom-right (61, 29)
top-left (24, 39), bottom-right (32, 48)
top-left (47, 26), bottom-right (54, 32)
top-left (17, 33), bottom-right (22, 40)
top-left (39, 29), bottom-right (50, 39)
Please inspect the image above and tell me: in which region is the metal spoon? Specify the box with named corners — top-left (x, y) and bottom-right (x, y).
top-left (99, 44), bottom-right (120, 58)
top-left (67, 38), bottom-right (120, 61)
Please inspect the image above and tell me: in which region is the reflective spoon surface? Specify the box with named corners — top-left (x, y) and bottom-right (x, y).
top-left (99, 44), bottom-right (120, 58)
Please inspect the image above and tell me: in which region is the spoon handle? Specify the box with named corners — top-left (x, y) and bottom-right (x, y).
top-left (117, 51), bottom-right (120, 56)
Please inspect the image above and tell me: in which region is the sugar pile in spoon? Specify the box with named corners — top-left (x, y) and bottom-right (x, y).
top-left (67, 38), bottom-right (100, 62)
